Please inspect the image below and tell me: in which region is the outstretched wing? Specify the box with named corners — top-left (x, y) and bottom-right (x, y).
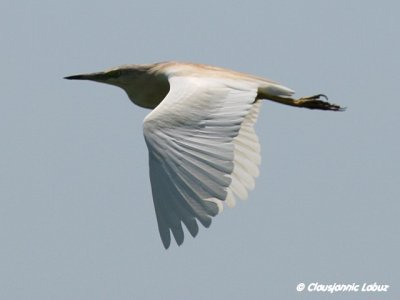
top-left (143, 75), bottom-right (261, 248)
top-left (225, 100), bottom-right (262, 207)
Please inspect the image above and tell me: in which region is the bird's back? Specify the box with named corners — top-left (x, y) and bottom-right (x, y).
top-left (146, 61), bottom-right (295, 104)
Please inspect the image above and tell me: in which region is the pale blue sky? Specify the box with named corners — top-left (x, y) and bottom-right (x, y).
top-left (1, 1), bottom-right (399, 299)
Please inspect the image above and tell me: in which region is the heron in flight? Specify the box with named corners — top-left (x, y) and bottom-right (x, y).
top-left (65, 61), bottom-right (344, 248)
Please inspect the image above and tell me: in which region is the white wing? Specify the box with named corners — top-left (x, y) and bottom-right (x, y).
top-left (143, 75), bottom-right (261, 248)
top-left (226, 100), bottom-right (262, 207)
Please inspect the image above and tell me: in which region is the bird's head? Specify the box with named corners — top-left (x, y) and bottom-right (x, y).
top-left (64, 65), bottom-right (149, 86)
top-left (64, 64), bottom-right (169, 109)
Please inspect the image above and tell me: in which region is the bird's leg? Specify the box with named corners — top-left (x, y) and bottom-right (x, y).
top-left (259, 93), bottom-right (345, 111)
top-left (295, 94), bottom-right (345, 111)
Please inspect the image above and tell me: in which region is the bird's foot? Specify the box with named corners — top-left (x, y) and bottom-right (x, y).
top-left (297, 94), bottom-right (346, 111)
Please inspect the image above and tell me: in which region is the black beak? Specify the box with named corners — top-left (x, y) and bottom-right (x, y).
top-left (64, 72), bottom-right (107, 81)
top-left (64, 74), bottom-right (87, 80)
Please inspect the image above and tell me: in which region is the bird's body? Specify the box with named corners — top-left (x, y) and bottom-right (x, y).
top-left (65, 61), bottom-right (344, 248)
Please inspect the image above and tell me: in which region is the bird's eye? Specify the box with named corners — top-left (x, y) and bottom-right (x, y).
top-left (107, 70), bottom-right (122, 78)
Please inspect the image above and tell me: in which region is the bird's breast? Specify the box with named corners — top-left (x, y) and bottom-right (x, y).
top-left (123, 74), bottom-right (170, 109)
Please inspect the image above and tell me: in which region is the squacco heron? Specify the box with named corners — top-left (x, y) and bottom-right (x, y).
top-left (65, 61), bottom-right (344, 248)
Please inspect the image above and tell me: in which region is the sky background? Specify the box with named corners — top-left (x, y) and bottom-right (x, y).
top-left (1, 0), bottom-right (399, 299)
